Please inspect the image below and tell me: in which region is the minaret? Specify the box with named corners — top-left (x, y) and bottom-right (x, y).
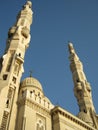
top-left (68, 42), bottom-right (98, 128)
top-left (0, 1), bottom-right (33, 130)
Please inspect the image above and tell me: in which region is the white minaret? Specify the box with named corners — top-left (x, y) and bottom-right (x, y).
top-left (68, 42), bottom-right (98, 128)
top-left (0, 1), bottom-right (33, 130)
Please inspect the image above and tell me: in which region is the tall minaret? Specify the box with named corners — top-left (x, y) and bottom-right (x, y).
top-left (0, 1), bottom-right (33, 130)
top-left (68, 42), bottom-right (98, 128)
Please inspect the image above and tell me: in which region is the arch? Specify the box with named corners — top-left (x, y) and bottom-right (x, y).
top-left (36, 119), bottom-right (45, 130)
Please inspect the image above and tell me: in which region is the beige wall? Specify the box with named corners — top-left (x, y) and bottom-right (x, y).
top-left (51, 106), bottom-right (96, 130)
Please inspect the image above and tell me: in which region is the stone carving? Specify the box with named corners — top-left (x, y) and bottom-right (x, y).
top-left (21, 26), bottom-right (30, 38)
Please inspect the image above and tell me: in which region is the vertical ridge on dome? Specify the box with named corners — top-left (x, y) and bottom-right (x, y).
top-left (20, 77), bottom-right (43, 91)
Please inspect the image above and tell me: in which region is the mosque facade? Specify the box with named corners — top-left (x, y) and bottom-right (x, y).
top-left (0, 1), bottom-right (98, 130)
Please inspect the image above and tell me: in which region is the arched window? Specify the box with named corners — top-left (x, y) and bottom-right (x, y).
top-left (36, 119), bottom-right (45, 130)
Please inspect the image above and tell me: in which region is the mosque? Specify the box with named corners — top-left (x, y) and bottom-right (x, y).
top-left (0, 1), bottom-right (98, 130)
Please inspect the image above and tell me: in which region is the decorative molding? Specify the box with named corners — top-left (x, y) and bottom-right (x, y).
top-left (51, 106), bottom-right (96, 130)
top-left (18, 98), bottom-right (51, 117)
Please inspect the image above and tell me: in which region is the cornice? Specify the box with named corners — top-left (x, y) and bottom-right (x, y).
top-left (18, 98), bottom-right (51, 117)
top-left (51, 106), bottom-right (97, 130)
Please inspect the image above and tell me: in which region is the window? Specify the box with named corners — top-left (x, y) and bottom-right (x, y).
top-left (6, 99), bottom-right (9, 108)
top-left (12, 77), bottom-right (16, 84)
top-left (14, 62), bottom-right (20, 76)
top-left (6, 51), bottom-right (15, 72)
top-left (3, 74), bottom-right (8, 80)
top-left (19, 53), bottom-right (21, 57)
top-left (30, 91), bottom-right (33, 97)
top-left (6, 87), bottom-right (14, 108)
top-left (36, 120), bottom-right (45, 130)
top-left (1, 111), bottom-right (9, 129)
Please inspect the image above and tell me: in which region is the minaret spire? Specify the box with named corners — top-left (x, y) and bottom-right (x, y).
top-left (0, 1), bottom-right (33, 130)
top-left (68, 42), bottom-right (98, 128)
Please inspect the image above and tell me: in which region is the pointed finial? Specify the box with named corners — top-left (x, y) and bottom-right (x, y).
top-left (68, 41), bottom-right (75, 54)
top-left (68, 42), bottom-right (79, 61)
top-left (26, 0), bottom-right (32, 8)
top-left (29, 70), bottom-right (33, 77)
top-left (23, 0), bottom-right (32, 9)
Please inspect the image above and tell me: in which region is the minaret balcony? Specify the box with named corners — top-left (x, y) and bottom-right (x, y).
top-left (21, 27), bottom-right (29, 39)
top-left (16, 54), bottom-right (24, 63)
top-left (75, 82), bottom-right (82, 90)
top-left (85, 82), bottom-right (91, 91)
top-left (8, 26), bottom-right (16, 38)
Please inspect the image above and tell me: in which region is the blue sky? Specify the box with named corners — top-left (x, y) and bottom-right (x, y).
top-left (0, 0), bottom-right (98, 115)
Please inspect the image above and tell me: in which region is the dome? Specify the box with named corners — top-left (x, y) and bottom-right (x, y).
top-left (20, 77), bottom-right (43, 91)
